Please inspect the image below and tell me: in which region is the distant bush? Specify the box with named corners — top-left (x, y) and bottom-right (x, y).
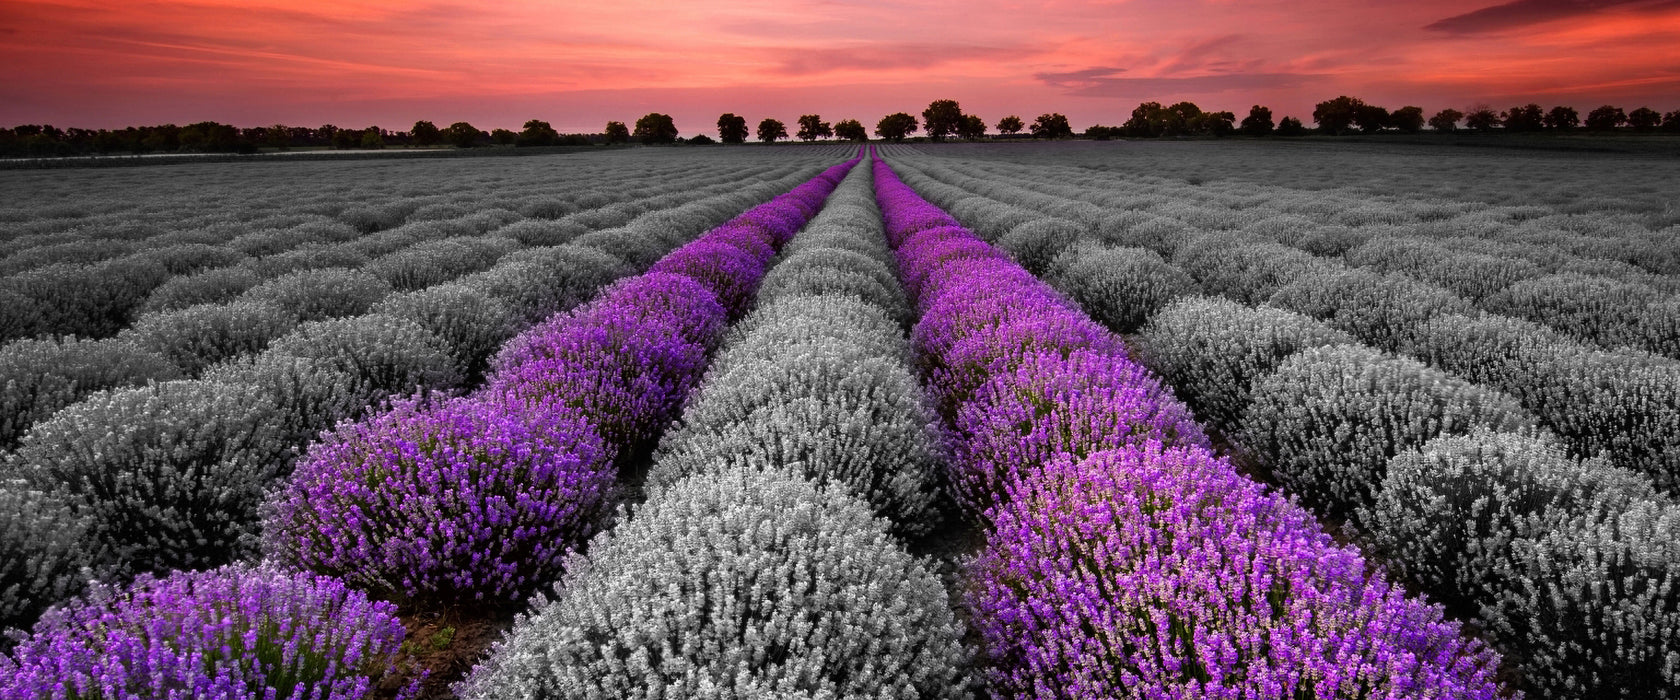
top-left (1241, 344), bottom-right (1538, 519)
top-left (997, 218), bottom-right (1084, 275)
top-left (0, 336), bottom-right (183, 448)
top-left (238, 242), bottom-right (370, 279)
top-left (457, 245), bottom-right (632, 325)
top-left (647, 240), bottom-right (766, 316)
top-left (967, 443), bottom-right (1505, 699)
top-left (1344, 237), bottom-right (1542, 301)
top-left (238, 268), bottom-right (393, 322)
top-left (363, 236), bottom-right (520, 292)
top-left (120, 300), bottom-right (298, 375)
top-left (0, 484), bottom-right (101, 640)
top-left (140, 265), bottom-right (262, 313)
top-left (139, 242), bottom-right (247, 275)
top-left (1267, 267), bottom-right (1475, 352)
top-left (1047, 243), bottom-right (1198, 333)
top-left (1484, 272), bottom-right (1663, 353)
top-left (339, 200), bottom-right (419, 233)
top-left (570, 226), bottom-right (669, 268)
top-left (264, 314), bottom-right (462, 401)
top-left (0, 565), bottom-right (409, 700)
top-left (1173, 235), bottom-right (1335, 304)
top-left (1, 257), bottom-right (170, 340)
top-left (948, 197), bottom-right (1038, 242)
top-left (1095, 214), bottom-right (1197, 256)
top-left (7, 380), bottom-right (293, 574)
top-left (0, 239), bottom-right (137, 276)
top-left (1137, 296), bottom-right (1355, 432)
top-left (372, 283), bottom-right (515, 381)
top-left (491, 218), bottom-right (588, 246)
top-left (717, 294), bottom-right (909, 370)
top-left (1405, 313), bottom-right (1680, 488)
top-left (456, 467), bottom-right (970, 699)
top-left (1294, 224), bottom-right (1372, 257)
top-left (755, 247), bottom-right (910, 323)
top-left (265, 396), bottom-right (614, 607)
top-left (204, 353), bottom-right (371, 447)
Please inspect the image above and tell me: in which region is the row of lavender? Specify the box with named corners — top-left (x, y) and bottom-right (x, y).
top-left (0, 159), bottom-right (857, 697)
top-left (889, 149), bottom-right (1679, 492)
top-left (458, 155), bottom-right (980, 697)
top-left (885, 149), bottom-right (1678, 698)
top-left (910, 149), bottom-right (1680, 358)
top-left (872, 154), bottom-right (1509, 697)
top-left (1, 156), bottom-right (814, 450)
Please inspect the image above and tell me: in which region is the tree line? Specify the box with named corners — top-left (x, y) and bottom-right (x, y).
top-left (7, 97), bottom-right (1679, 157)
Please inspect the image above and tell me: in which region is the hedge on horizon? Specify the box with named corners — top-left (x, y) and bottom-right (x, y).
top-left (1240, 343), bottom-right (1539, 520)
top-left (455, 467), bottom-right (972, 699)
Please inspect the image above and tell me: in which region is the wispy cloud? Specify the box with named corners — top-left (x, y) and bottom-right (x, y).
top-left (1425, 0), bottom-right (1680, 33)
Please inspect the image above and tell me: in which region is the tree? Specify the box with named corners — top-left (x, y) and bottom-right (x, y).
top-left (996, 115), bottom-right (1025, 135)
top-left (1662, 110), bottom-right (1680, 133)
top-left (1428, 108), bottom-right (1463, 132)
top-left (834, 119), bottom-right (868, 141)
top-left (1627, 106), bottom-right (1661, 132)
top-left (687, 134), bottom-right (716, 145)
top-left (411, 120), bottom-right (442, 147)
top-left (1585, 105), bottom-right (1626, 131)
top-left (604, 121), bottom-right (630, 144)
top-left (1123, 102), bottom-right (1167, 137)
top-left (1464, 108), bottom-right (1500, 132)
top-left (490, 128), bottom-right (517, 145)
top-left (1390, 106), bottom-right (1425, 134)
top-left (1163, 101), bottom-right (1203, 136)
top-left (1313, 96), bottom-right (1366, 135)
top-left (922, 99), bottom-right (964, 141)
top-left (1276, 116), bottom-right (1307, 136)
top-left (1352, 103), bottom-right (1390, 133)
top-left (1202, 111), bottom-right (1236, 136)
top-left (875, 113), bottom-right (918, 141)
top-left (1503, 104), bottom-right (1544, 132)
top-left (1240, 105), bottom-right (1274, 136)
top-left (1029, 113), bottom-right (1074, 139)
top-left (958, 114), bottom-right (987, 140)
top-left (360, 129), bottom-right (385, 149)
top-left (717, 113), bottom-right (748, 144)
top-left (633, 113), bottom-right (678, 144)
top-left (444, 121), bottom-right (481, 148)
top-left (757, 118), bottom-right (788, 143)
top-left (796, 114), bottom-right (833, 142)
top-left (331, 128), bottom-right (358, 149)
top-left (1085, 125), bottom-right (1121, 140)
top-left (517, 119), bottom-right (560, 147)
top-left (1544, 106), bottom-right (1579, 131)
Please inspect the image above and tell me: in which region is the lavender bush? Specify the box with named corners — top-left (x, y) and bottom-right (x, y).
top-left (0, 483), bottom-right (100, 640)
top-left (1046, 242), bottom-right (1199, 333)
top-left (119, 299), bottom-right (298, 374)
top-left (140, 266), bottom-right (262, 313)
top-left (264, 395), bottom-right (614, 606)
top-left (0, 336), bottom-right (182, 448)
top-left (967, 443), bottom-right (1506, 699)
top-left (456, 467), bottom-right (970, 699)
top-left (237, 267), bottom-right (393, 323)
top-left (0, 565), bottom-right (411, 700)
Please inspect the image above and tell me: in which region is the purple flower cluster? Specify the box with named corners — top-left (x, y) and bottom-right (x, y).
top-left (870, 155), bottom-right (1508, 697)
top-left (0, 564), bottom-right (411, 700)
top-left (968, 444), bottom-right (1505, 699)
top-left (263, 395), bottom-right (613, 606)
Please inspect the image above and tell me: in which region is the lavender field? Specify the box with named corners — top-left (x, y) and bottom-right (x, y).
top-left (1, 142), bottom-right (1676, 699)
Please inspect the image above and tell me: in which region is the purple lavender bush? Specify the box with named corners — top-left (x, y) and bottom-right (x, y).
top-left (263, 395), bottom-right (614, 607)
top-left (0, 564), bottom-right (411, 700)
top-left (949, 349), bottom-right (1206, 519)
top-left (966, 443), bottom-right (1506, 699)
top-left (647, 240), bottom-right (768, 317)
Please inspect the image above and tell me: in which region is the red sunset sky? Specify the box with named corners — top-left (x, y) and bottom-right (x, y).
top-left (2, 0), bottom-right (1677, 135)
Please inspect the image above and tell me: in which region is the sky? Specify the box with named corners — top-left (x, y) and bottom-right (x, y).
top-left (2, 0), bottom-right (1678, 135)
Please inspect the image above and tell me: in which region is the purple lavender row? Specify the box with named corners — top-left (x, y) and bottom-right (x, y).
top-left (870, 154), bottom-right (1509, 699)
top-left (0, 159), bottom-right (858, 699)
top-left (263, 155), bottom-right (860, 609)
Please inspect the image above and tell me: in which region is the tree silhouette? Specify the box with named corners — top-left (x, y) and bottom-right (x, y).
top-left (1390, 106), bottom-right (1425, 134)
top-left (604, 121), bottom-right (629, 144)
top-left (1030, 113), bottom-right (1073, 139)
top-left (757, 118), bottom-right (788, 143)
top-left (1276, 116), bottom-right (1307, 136)
top-left (1464, 108), bottom-right (1500, 132)
top-left (796, 114), bottom-right (833, 141)
top-left (633, 113), bottom-right (678, 144)
top-left (411, 121), bottom-right (442, 147)
top-left (1240, 105), bottom-right (1274, 136)
top-left (922, 99), bottom-right (964, 140)
top-left (1544, 106), bottom-right (1579, 131)
top-left (958, 114), bottom-right (987, 139)
top-left (444, 121), bottom-right (481, 148)
top-left (1428, 108), bottom-right (1463, 132)
top-left (996, 115), bottom-right (1024, 135)
top-left (1313, 96), bottom-right (1366, 135)
top-left (875, 113), bottom-right (918, 141)
top-left (1585, 105), bottom-right (1626, 131)
top-left (717, 113), bottom-right (748, 143)
top-left (1503, 104), bottom-right (1544, 132)
top-left (834, 119), bottom-right (868, 141)
top-left (1627, 107), bottom-right (1661, 132)
top-left (518, 119), bottom-right (560, 147)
